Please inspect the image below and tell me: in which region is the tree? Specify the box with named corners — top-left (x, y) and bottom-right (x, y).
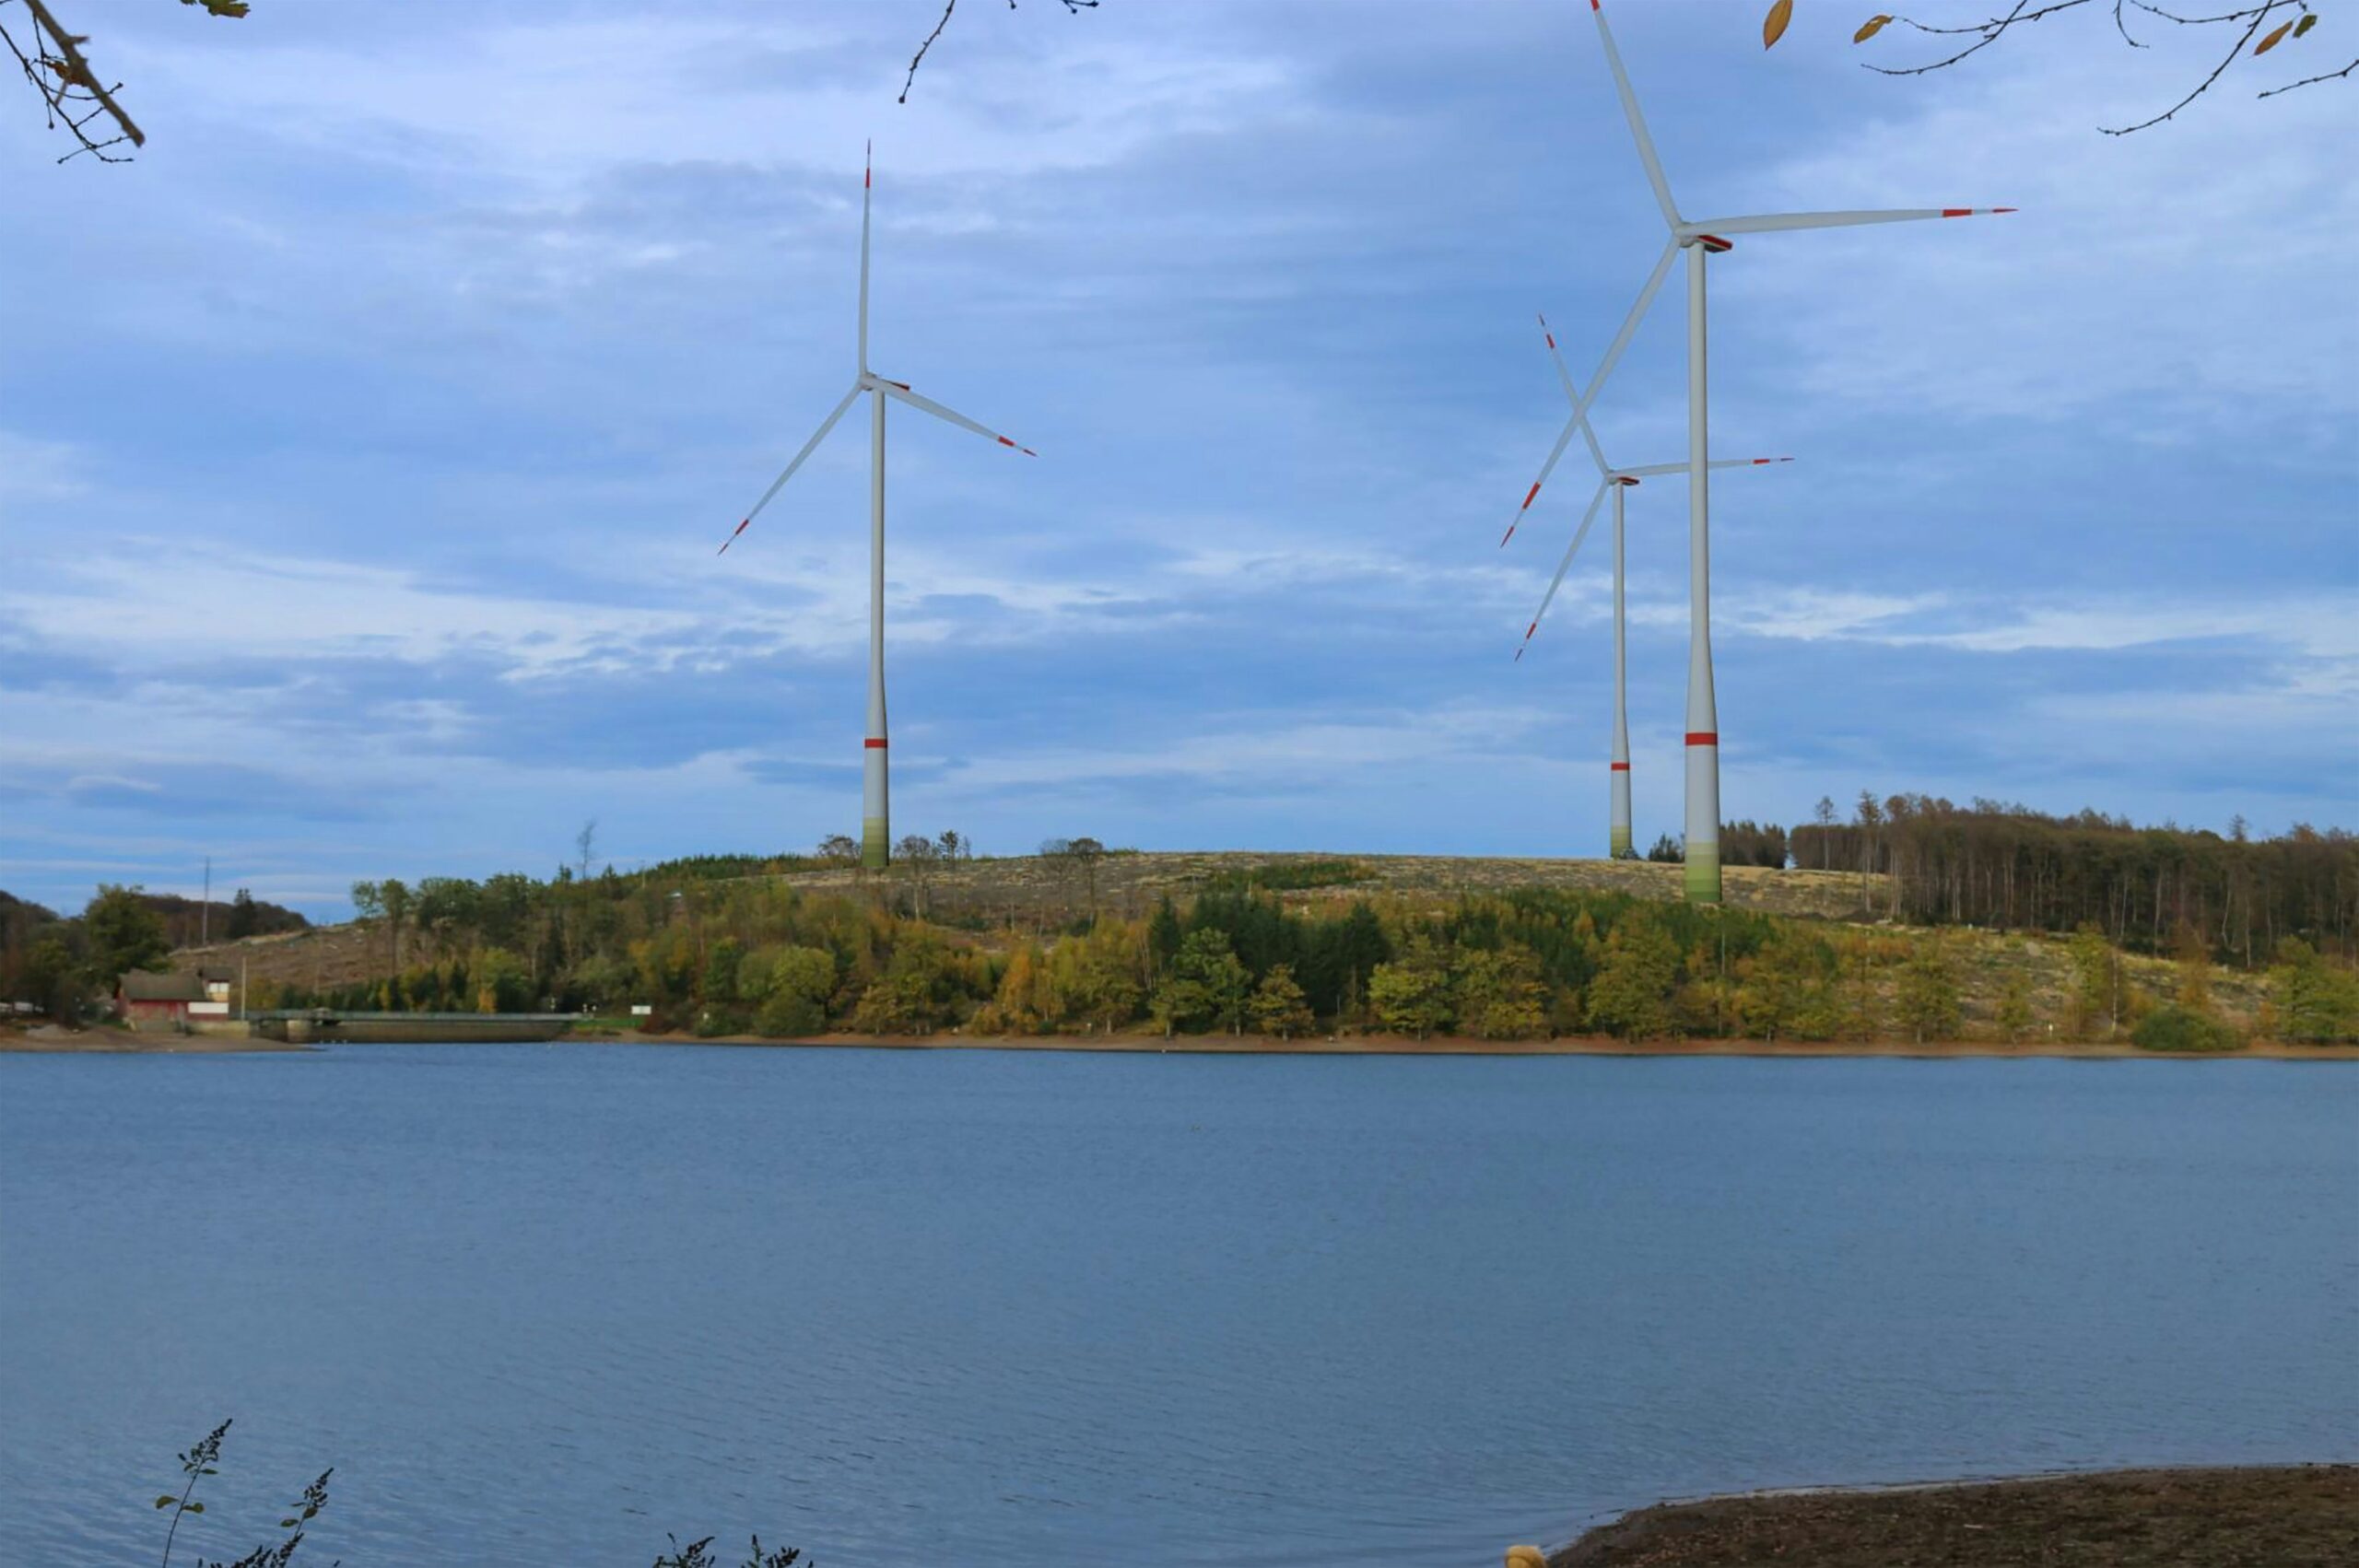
top-left (1452, 943), bottom-right (1550, 1040)
top-left (816, 834), bottom-right (859, 864)
top-left (83, 884), bottom-right (168, 988)
top-left (575, 819), bottom-right (598, 880)
top-left (20, 935), bottom-right (78, 1022)
top-left (1587, 911), bottom-right (1680, 1038)
top-left (224, 887), bottom-right (258, 941)
top-left (1247, 963), bottom-right (1315, 1041)
top-left (1367, 934), bottom-right (1454, 1040)
top-left (1996, 970), bottom-right (2036, 1041)
top-left (896, 834), bottom-right (941, 918)
top-left (1645, 833), bottom-right (1684, 864)
top-left (2269, 938), bottom-right (2359, 1044)
top-left (1736, 933), bottom-right (1823, 1041)
top-left (2067, 922), bottom-right (2118, 1040)
top-left (1167, 928), bottom-right (1249, 1035)
top-left (1894, 937), bottom-right (1964, 1044)
top-left (1813, 796), bottom-right (1838, 868)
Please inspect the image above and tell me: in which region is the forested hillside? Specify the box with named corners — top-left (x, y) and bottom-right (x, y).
top-left (182, 852), bottom-right (2358, 1048)
top-left (1791, 796), bottom-right (2355, 961)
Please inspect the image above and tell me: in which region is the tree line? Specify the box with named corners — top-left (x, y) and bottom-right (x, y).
top-left (0, 884), bottom-right (299, 1018)
top-left (1788, 793), bottom-right (2357, 963)
top-left (256, 866), bottom-right (2356, 1047)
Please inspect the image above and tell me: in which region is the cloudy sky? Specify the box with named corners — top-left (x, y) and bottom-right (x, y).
top-left (1, 0), bottom-right (2351, 919)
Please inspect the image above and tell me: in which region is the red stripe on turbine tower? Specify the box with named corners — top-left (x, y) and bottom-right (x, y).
top-left (1610, 761), bottom-right (1630, 771)
top-left (1684, 731), bottom-right (1718, 746)
top-left (864, 738), bottom-right (888, 749)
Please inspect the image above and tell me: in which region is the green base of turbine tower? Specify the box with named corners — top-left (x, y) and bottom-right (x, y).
top-left (1684, 843), bottom-right (1722, 903)
top-left (862, 819), bottom-right (889, 872)
top-left (1609, 826), bottom-right (1633, 859)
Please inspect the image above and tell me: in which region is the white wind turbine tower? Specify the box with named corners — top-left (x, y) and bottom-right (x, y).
top-left (1504, 311), bottom-right (1790, 860)
top-left (1579, 0), bottom-right (2013, 902)
top-left (719, 146), bottom-right (1036, 872)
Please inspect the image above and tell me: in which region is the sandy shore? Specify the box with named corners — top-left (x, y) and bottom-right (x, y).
top-left (1546, 1464), bottom-right (2359, 1566)
top-left (1, 1024), bottom-right (309, 1054)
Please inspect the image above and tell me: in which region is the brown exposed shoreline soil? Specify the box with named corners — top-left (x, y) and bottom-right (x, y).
top-left (1547, 1465), bottom-right (2359, 1567)
top-left (601, 1028), bottom-right (2359, 1060)
top-left (2, 1024), bottom-right (308, 1054)
top-left (13, 1023), bottom-right (2354, 1059)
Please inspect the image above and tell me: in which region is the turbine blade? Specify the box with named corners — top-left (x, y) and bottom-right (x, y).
top-left (881, 381), bottom-right (1037, 455)
top-left (859, 144), bottom-right (873, 374)
top-left (1591, 1), bottom-right (1682, 231)
top-left (1514, 478), bottom-right (1612, 661)
top-left (719, 380), bottom-right (863, 555)
top-left (1502, 239), bottom-right (1676, 545)
top-left (1501, 415), bottom-right (1580, 549)
top-left (1540, 312), bottom-right (1612, 480)
top-left (1614, 456), bottom-right (1792, 478)
top-left (1688, 207), bottom-right (2015, 237)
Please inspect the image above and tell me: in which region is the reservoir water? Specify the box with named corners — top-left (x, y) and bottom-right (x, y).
top-left (2, 1046), bottom-right (2353, 1566)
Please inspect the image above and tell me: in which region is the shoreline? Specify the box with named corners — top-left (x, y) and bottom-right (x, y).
top-left (1544, 1463), bottom-right (2359, 1566)
top-left (9, 1023), bottom-right (2355, 1059)
top-left (576, 1029), bottom-right (2359, 1059)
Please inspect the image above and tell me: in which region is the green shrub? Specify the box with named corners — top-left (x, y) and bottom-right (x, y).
top-left (756, 990), bottom-right (827, 1039)
top-left (2131, 1005), bottom-right (2242, 1053)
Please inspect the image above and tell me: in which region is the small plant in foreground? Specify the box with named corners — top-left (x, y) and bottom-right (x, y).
top-left (653, 1534), bottom-right (802, 1568)
top-left (154, 1418), bottom-right (336, 1568)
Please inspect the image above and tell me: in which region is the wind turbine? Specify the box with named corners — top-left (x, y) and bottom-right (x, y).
top-left (1507, 311), bottom-right (1790, 860)
top-left (718, 146), bottom-right (1036, 872)
top-left (1579, 0), bottom-right (2013, 901)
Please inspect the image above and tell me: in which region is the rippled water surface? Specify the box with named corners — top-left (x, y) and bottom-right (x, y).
top-left (2, 1046), bottom-right (2353, 1566)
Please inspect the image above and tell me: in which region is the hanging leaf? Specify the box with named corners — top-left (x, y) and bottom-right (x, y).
top-left (2294, 13), bottom-right (2318, 37)
top-left (1765, 0), bottom-right (1795, 49)
top-left (156, 1496), bottom-right (180, 1509)
top-left (1855, 15), bottom-right (1893, 43)
top-left (2254, 18), bottom-right (2294, 54)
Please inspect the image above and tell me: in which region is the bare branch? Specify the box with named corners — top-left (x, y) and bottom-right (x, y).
top-left (2259, 53), bottom-right (2359, 93)
top-left (1862, 0), bottom-right (2342, 132)
top-left (2101, 0), bottom-right (2289, 132)
top-left (10, 0), bottom-right (143, 158)
top-left (900, 0), bottom-right (962, 106)
top-left (899, 0), bottom-right (1098, 105)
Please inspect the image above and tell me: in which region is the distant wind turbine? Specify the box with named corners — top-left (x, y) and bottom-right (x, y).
top-left (1582, 0), bottom-right (2013, 901)
top-left (1507, 311), bottom-right (1790, 860)
top-left (718, 145), bottom-right (1036, 872)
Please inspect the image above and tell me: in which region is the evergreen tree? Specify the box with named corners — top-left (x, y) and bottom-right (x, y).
top-left (1247, 964), bottom-right (1316, 1041)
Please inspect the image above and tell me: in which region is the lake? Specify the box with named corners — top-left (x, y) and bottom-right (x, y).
top-left (2, 1046), bottom-right (2353, 1566)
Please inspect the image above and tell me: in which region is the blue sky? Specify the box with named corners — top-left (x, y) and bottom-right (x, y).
top-left (1, 0), bottom-right (2352, 919)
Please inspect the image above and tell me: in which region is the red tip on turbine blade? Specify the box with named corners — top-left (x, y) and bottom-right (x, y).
top-left (1522, 483), bottom-right (1542, 509)
top-left (1942, 208), bottom-right (1970, 217)
top-left (1021, 446), bottom-right (1038, 457)
top-left (1995, 206), bottom-right (2017, 214)
top-left (719, 518), bottom-right (750, 555)
top-left (998, 436), bottom-right (1015, 447)
top-left (1590, 0), bottom-right (1600, 10)
top-left (1499, 524), bottom-right (1518, 547)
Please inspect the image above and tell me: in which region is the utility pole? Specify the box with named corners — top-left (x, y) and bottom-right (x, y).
top-left (202, 856), bottom-right (211, 944)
